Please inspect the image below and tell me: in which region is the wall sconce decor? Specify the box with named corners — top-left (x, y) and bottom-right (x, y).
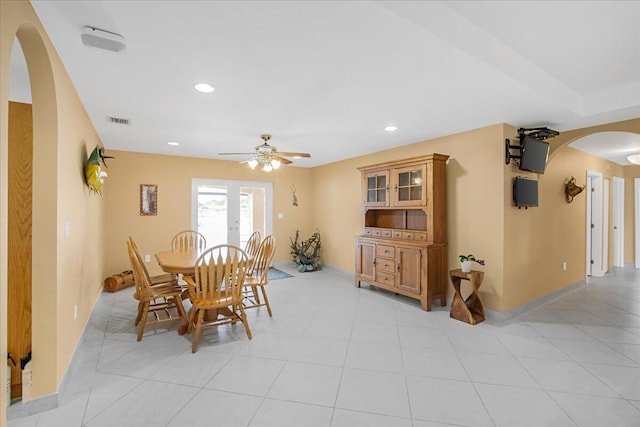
top-left (140, 184), bottom-right (158, 215)
top-left (565, 176), bottom-right (585, 203)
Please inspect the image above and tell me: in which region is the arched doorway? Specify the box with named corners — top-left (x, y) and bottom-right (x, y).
top-left (7, 37), bottom-right (33, 403)
top-left (561, 126), bottom-right (640, 276)
top-left (2, 19), bottom-right (59, 417)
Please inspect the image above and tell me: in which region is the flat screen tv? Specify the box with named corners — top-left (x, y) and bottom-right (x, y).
top-left (519, 136), bottom-right (549, 174)
top-left (513, 176), bottom-right (538, 208)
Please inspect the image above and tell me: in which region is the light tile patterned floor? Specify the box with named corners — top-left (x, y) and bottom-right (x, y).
top-left (8, 264), bottom-right (640, 426)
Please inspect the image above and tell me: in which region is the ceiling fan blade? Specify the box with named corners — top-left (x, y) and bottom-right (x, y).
top-left (272, 155), bottom-right (292, 165)
top-left (277, 152), bottom-right (311, 158)
top-left (219, 152), bottom-right (256, 155)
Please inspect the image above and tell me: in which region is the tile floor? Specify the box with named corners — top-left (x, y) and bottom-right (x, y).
top-left (8, 264), bottom-right (640, 426)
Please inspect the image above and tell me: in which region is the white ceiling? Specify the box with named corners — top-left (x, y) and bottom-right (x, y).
top-left (8, 0), bottom-right (640, 167)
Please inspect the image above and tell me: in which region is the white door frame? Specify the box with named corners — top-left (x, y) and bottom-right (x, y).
top-left (635, 178), bottom-right (640, 268)
top-left (191, 178), bottom-right (273, 246)
top-left (603, 178), bottom-right (609, 273)
top-left (586, 170), bottom-right (603, 277)
top-left (613, 176), bottom-right (624, 267)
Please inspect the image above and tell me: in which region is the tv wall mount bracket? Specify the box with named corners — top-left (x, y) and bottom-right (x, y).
top-left (505, 127), bottom-right (559, 165)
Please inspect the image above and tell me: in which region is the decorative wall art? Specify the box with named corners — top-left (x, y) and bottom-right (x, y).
top-left (84, 145), bottom-right (114, 195)
top-left (564, 176), bottom-right (585, 203)
top-left (140, 184), bottom-right (158, 215)
top-left (291, 184), bottom-right (298, 206)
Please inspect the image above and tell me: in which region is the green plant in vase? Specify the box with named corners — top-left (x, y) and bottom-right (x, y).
top-left (459, 254), bottom-right (485, 273)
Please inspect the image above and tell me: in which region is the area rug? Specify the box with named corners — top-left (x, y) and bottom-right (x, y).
top-left (268, 267), bottom-right (293, 280)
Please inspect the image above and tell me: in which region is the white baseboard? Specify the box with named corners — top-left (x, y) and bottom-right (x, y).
top-left (483, 278), bottom-right (586, 323)
top-left (7, 392), bottom-right (58, 421)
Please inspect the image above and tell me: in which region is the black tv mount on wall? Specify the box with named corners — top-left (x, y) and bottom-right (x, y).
top-left (505, 127), bottom-right (559, 165)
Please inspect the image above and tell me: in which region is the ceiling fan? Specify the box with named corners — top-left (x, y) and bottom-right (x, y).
top-left (219, 134), bottom-right (311, 172)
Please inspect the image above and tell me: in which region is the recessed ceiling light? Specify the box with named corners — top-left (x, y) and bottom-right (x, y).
top-left (168, 141), bottom-right (179, 146)
top-left (384, 125), bottom-right (398, 132)
top-left (194, 83), bottom-right (215, 93)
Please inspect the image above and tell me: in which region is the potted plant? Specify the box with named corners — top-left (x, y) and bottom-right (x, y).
top-left (459, 254), bottom-right (485, 273)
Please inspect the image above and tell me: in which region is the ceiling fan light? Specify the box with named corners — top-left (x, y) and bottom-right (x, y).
top-left (628, 154), bottom-right (640, 165)
top-left (271, 159), bottom-right (281, 169)
top-left (248, 159), bottom-right (258, 169)
top-left (262, 163), bottom-right (273, 172)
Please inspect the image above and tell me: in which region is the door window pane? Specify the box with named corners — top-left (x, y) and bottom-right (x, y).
top-left (197, 185), bottom-right (227, 246)
top-left (239, 186), bottom-right (265, 248)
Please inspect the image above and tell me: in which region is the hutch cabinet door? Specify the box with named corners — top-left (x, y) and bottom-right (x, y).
top-left (363, 171), bottom-right (390, 207)
top-left (396, 246), bottom-right (422, 293)
top-left (393, 164), bottom-right (427, 207)
top-left (356, 241), bottom-right (376, 282)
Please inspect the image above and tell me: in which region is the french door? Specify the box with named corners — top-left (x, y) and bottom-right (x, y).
top-left (191, 179), bottom-right (272, 248)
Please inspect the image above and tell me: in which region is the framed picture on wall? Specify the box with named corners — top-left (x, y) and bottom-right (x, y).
top-left (140, 184), bottom-right (157, 216)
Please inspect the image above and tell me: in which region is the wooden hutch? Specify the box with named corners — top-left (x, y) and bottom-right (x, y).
top-left (355, 154), bottom-right (449, 311)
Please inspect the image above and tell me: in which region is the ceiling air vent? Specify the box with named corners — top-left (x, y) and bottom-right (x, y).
top-left (107, 116), bottom-right (131, 125)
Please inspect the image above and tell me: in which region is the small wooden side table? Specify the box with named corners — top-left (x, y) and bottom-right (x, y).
top-left (449, 269), bottom-right (485, 325)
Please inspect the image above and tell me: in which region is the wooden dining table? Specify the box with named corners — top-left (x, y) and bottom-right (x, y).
top-left (154, 248), bottom-right (252, 334)
top-left (154, 249), bottom-right (203, 276)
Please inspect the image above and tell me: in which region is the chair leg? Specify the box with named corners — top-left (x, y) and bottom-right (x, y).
top-left (261, 286), bottom-right (272, 317)
top-left (135, 301), bottom-right (143, 326)
top-left (192, 309), bottom-right (205, 353)
top-left (252, 286), bottom-right (261, 304)
top-left (137, 302), bottom-right (150, 342)
top-left (186, 306), bottom-right (197, 334)
top-left (237, 304), bottom-right (253, 340)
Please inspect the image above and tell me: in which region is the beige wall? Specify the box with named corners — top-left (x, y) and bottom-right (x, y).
top-left (103, 150), bottom-right (314, 276)
top-left (1, 0), bottom-right (107, 415)
top-left (311, 124), bottom-right (507, 310)
top-left (503, 137), bottom-right (624, 311)
top-left (313, 122), bottom-right (637, 313)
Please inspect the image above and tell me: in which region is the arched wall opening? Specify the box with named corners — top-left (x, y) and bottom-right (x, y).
top-left (1, 17), bottom-right (60, 420)
top-left (548, 118), bottom-right (640, 159)
top-left (551, 122), bottom-right (640, 270)
top-left (7, 36), bottom-right (34, 403)
top-left (15, 21), bottom-right (60, 402)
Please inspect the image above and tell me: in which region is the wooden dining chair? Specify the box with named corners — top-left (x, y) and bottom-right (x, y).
top-left (171, 230), bottom-right (207, 252)
top-left (127, 239), bottom-right (188, 341)
top-left (243, 235), bottom-right (276, 316)
top-left (183, 244), bottom-right (252, 353)
top-left (244, 230), bottom-right (261, 258)
top-left (128, 236), bottom-right (178, 286)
